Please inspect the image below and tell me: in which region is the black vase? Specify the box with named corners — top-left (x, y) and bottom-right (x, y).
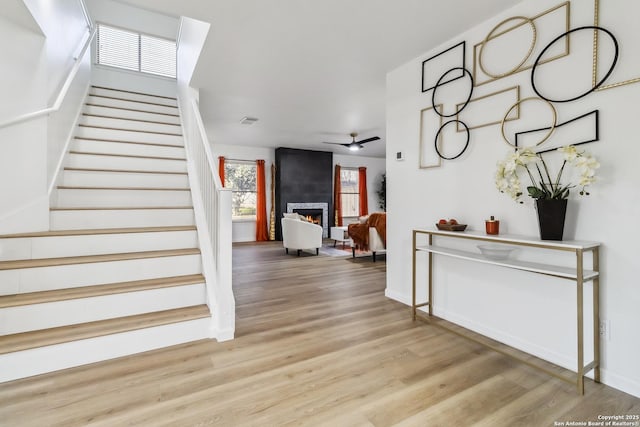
top-left (535, 199), bottom-right (568, 240)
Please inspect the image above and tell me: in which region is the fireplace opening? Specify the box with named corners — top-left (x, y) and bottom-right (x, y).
top-left (293, 209), bottom-right (322, 227)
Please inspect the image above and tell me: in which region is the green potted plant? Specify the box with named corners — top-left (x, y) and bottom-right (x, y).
top-left (377, 173), bottom-right (386, 211)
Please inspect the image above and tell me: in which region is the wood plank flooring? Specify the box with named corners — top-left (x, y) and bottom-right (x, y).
top-left (1, 241), bottom-right (638, 426)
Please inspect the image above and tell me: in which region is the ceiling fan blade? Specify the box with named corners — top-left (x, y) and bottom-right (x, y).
top-left (322, 141), bottom-right (352, 147)
top-left (355, 136), bottom-right (380, 144)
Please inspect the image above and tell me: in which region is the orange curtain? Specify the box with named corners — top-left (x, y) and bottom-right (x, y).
top-left (358, 167), bottom-right (368, 216)
top-left (334, 165), bottom-right (342, 226)
top-left (218, 156), bottom-right (226, 187)
top-left (255, 160), bottom-right (269, 241)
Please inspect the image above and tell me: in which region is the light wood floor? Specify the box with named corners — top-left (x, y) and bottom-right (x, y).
top-left (1, 241), bottom-right (638, 426)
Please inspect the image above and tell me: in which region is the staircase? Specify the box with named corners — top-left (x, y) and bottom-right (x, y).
top-left (0, 86), bottom-right (213, 383)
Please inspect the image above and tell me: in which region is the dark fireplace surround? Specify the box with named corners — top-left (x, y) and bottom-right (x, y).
top-left (275, 148), bottom-right (333, 240)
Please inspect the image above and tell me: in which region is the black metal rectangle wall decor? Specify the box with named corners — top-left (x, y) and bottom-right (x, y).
top-left (421, 41), bottom-right (466, 93)
top-left (515, 110), bottom-right (600, 154)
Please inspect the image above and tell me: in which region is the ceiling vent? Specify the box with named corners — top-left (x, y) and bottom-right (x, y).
top-left (240, 116), bottom-right (259, 125)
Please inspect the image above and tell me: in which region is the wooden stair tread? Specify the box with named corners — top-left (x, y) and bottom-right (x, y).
top-left (0, 248), bottom-right (200, 271)
top-left (85, 103), bottom-right (180, 117)
top-left (74, 136), bottom-right (183, 148)
top-left (83, 113), bottom-right (181, 127)
top-left (0, 305), bottom-right (210, 354)
top-left (0, 225), bottom-right (196, 239)
top-left (69, 150), bottom-right (186, 161)
top-left (78, 124), bottom-right (182, 136)
top-left (90, 85), bottom-right (178, 101)
top-left (0, 274), bottom-right (205, 308)
top-left (87, 94), bottom-right (178, 109)
top-left (50, 206), bottom-right (193, 211)
top-left (64, 167), bottom-right (187, 175)
top-left (56, 186), bottom-right (189, 192)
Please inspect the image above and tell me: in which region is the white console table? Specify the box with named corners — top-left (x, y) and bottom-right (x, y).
top-left (411, 228), bottom-right (600, 395)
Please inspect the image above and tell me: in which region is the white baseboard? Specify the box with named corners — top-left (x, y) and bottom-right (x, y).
top-left (600, 368), bottom-right (640, 398)
top-left (214, 328), bottom-right (235, 342)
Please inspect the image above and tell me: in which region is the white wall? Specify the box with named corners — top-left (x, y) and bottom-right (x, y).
top-left (210, 144), bottom-right (276, 243)
top-left (333, 154), bottom-right (386, 223)
top-left (386, 0), bottom-right (640, 397)
top-left (85, 0), bottom-right (178, 40)
top-left (0, 1), bottom-right (89, 234)
top-left (86, 0), bottom-right (180, 98)
top-left (23, 0), bottom-right (88, 101)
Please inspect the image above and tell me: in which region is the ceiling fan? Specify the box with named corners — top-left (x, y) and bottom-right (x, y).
top-left (322, 132), bottom-right (380, 151)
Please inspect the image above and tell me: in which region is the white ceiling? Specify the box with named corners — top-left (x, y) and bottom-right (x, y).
top-left (116, 0), bottom-right (519, 158)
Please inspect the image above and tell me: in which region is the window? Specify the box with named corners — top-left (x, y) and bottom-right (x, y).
top-left (96, 23), bottom-right (177, 78)
top-left (224, 161), bottom-right (257, 219)
top-left (340, 168), bottom-right (359, 217)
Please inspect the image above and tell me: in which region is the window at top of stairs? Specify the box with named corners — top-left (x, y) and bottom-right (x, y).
top-left (96, 23), bottom-right (176, 79)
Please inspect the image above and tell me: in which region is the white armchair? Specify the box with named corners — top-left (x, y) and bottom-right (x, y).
top-left (281, 217), bottom-right (323, 256)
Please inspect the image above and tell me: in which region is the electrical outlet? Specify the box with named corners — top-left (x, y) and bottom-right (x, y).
top-left (599, 320), bottom-right (611, 341)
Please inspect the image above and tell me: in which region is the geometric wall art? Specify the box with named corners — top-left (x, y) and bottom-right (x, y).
top-left (419, 104), bottom-right (444, 168)
top-left (472, 1), bottom-right (570, 87)
top-left (435, 120), bottom-right (470, 160)
top-left (531, 26), bottom-right (619, 103)
top-left (431, 67), bottom-right (474, 117)
top-left (515, 110), bottom-right (600, 154)
top-left (593, 0), bottom-right (640, 91)
top-left (422, 41), bottom-right (466, 93)
top-left (455, 85), bottom-right (521, 131)
top-left (501, 96), bottom-right (557, 148)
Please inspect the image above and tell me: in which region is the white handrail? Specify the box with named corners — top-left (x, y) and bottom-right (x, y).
top-left (0, 27), bottom-right (95, 130)
top-left (191, 99), bottom-right (223, 188)
top-left (178, 93), bottom-right (235, 340)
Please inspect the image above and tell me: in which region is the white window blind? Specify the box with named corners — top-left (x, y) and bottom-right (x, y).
top-left (97, 23), bottom-right (176, 79)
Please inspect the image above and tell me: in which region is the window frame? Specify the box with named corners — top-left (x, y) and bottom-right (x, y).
top-left (340, 167), bottom-right (360, 218)
top-left (224, 160), bottom-right (258, 221)
top-left (95, 22), bottom-right (177, 79)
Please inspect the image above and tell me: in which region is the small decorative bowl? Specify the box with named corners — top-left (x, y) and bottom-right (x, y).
top-left (435, 223), bottom-right (467, 231)
top-left (477, 244), bottom-right (515, 261)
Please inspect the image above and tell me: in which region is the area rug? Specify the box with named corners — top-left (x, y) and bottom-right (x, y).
top-left (319, 240), bottom-right (382, 259)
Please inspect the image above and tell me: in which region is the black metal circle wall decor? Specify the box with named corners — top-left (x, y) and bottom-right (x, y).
top-left (531, 26), bottom-right (619, 103)
top-left (434, 120), bottom-right (470, 160)
top-left (431, 67), bottom-right (474, 118)
top-left (501, 97), bottom-right (557, 148)
top-left (479, 16), bottom-right (537, 79)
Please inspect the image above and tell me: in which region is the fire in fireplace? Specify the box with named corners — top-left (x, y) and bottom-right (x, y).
top-left (293, 209), bottom-right (323, 227)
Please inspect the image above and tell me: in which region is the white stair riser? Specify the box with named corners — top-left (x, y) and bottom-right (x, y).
top-left (76, 126), bottom-right (184, 146)
top-left (56, 188), bottom-right (192, 208)
top-left (84, 104), bottom-right (181, 124)
top-left (0, 230), bottom-right (198, 262)
top-left (86, 95), bottom-right (178, 116)
top-left (62, 170), bottom-right (189, 188)
top-left (81, 115), bottom-right (182, 135)
top-left (0, 254), bottom-right (202, 295)
top-left (0, 283), bottom-right (206, 334)
top-left (50, 208), bottom-right (195, 230)
top-left (73, 139), bottom-right (185, 158)
top-left (90, 88), bottom-right (178, 107)
top-left (0, 318), bottom-right (211, 383)
top-left (67, 153), bottom-right (187, 173)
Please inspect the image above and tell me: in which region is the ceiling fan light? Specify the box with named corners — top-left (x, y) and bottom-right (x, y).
top-left (349, 144), bottom-right (361, 151)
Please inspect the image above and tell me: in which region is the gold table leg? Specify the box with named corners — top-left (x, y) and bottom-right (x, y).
top-left (576, 249), bottom-right (585, 395)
